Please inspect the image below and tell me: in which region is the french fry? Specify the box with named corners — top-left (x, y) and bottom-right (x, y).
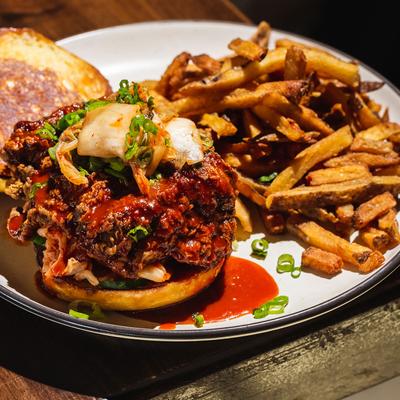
top-left (260, 209), bottom-right (286, 234)
top-left (299, 207), bottom-right (339, 224)
top-left (191, 54), bottom-right (221, 75)
top-left (177, 47), bottom-right (359, 96)
top-left (173, 79), bottom-right (308, 116)
top-left (352, 93), bottom-right (381, 129)
top-left (266, 176), bottom-right (400, 211)
top-left (324, 152), bottom-right (400, 168)
top-left (243, 110), bottom-right (263, 138)
top-left (359, 81), bottom-right (385, 93)
top-left (336, 204), bottom-right (354, 225)
top-left (261, 92), bottom-right (334, 136)
top-left (228, 38), bottom-right (267, 62)
top-left (306, 165), bottom-right (371, 186)
top-left (250, 21), bottom-right (271, 48)
top-left (223, 153), bottom-right (277, 177)
top-left (301, 247), bottom-right (343, 275)
top-left (359, 227), bottom-right (391, 251)
top-left (378, 208), bottom-right (400, 244)
top-left (284, 46), bottom-right (307, 80)
top-left (199, 113), bottom-right (237, 137)
top-left (253, 105), bottom-right (307, 142)
top-left (235, 197), bottom-right (253, 233)
top-left (350, 136), bottom-right (394, 154)
top-left (236, 173), bottom-right (267, 207)
top-left (276, 38), bottom-right (331, 54)
top-left (356, 122), bottom-right (400, 141)
top-left (287, 217), bottom-right (384, 272)
top-left (353, 191), bottom-right (396, 229)
top-left (156, 51), bottom-right (191, 98)
top-left (375, 165), bottom-right (400, 176)
top-left (266, 125), bottom-right (353, 194)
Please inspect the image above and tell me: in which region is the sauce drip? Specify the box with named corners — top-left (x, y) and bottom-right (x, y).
top-left (136, 256), bottom-right (278, 329)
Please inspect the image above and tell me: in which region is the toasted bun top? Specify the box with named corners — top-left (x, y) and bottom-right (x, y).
top-left (0, 28), bottom-right (111, 147)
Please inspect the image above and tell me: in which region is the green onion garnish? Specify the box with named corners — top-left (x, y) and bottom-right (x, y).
top-left (276, 254), bottom-right (295, 273)
top-left (104, 167), bottom-right (127, 183)
top-left (68, 300), bottom-right (104, 320)
top-left (32, 235), bottom-right (46, 247)
top-left (251, 238), bottom-right (269, 259)
top-left (192, 312), bottom-right (205, 328)
top-left (253, 295), bottom-right (289, 319)
top-left (107, 157), bottom-right (125, 171)
top-left (291, 267), bottom-right (302, 279)
top-left (48, 143), bottom-right (58, 161)
top-left (36, 122), bottom-right (58, 141)
top-left (78, 166), bottom-right (89, 177)
top-left (127, 225), bottom-right (149, 242)
top-left (100, 278), bottom-right (147, 290)
top-left (116, 80), bottom-right (145, 105)
top-left (56, 109), bottom-right (86, 131)
top-left (259, 172), bottom-right (278, 184)
top-left (28, 182), bottom-right (47, 199)
top-left (69, 309), bottom-right (89, 319)
top-left (84, 99), bottom-right (111, 112)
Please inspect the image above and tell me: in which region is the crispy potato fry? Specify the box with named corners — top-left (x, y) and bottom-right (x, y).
top-left (260, 209), bottom-right (286, 234)
top-left (191, 54), bottom-right (221, 75)
top-left (250, 21), bottom-right (271, 48)
top-left (253, 105), bottom-right (307, 142)
top-left (156, 51), bottom-right (191, 97)
top-left (288, 217), bottom-right (384, 272)
top-left (228, 38), bottom-right (267, 62)
top-left (336, 204), bottom-right (354, 225)
top-left (284, 46), bottom-right (306, 80)
top-left (350, 136), bottom-right (394, 154)
top-left (173, 79), bottom-right (308, 116)
top-left (243, 110), bottom-right (263, 138)
top-left (266, 176), bottom-right (400, 211)
top-left (359, 81), bottom-right (385, 93)
top-left (354, 191), bottom-right (397, 229)
top-left (324, 152), bottom-right (400, 168)
top-left (375, 165), bottom-right (400, 176)
top-left (199, 113), bottom-right (237, 137)
top-left (301, 246), bottom-right (343, 275)
top-left (236, 173), bottom-right (267, 207)
top-left (235, 197), bottom-right (253, 233)
top-left (275, 38), bottom-right (331, 54)
top-left (359, 227), bottom-right (391, 251)
top-left (378, 208), bottom-right (400, 244)
top-left (299, 207), bottom-right (339, 224)
top-left (266, 125), bottom-right (353, 194)
top-left (261, 93), bottom-right (334, 136)
top-left (356, 122), bottom-right (400, 141)
top-left (306, 165), bottom-right (371, 186)
top-left (353, 93), bottom-right (381, 129)
top-left (177, 47), bottom-right (359, 96)
top-left (223, 153), bottom-right (275, 177)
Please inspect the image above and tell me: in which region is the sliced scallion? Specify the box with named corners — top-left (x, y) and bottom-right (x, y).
top-left (192, 312), bottom-right (205, 328)
top-left (253, 295), bottom-right (289, 319)
top-left (127, 225), bottom-right (149, 242)
top-left (251, 238), bottom-right (269, 259)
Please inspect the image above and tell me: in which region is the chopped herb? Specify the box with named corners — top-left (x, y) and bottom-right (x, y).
top-left (36, 122), bottom-right (58, 141)
top-left (69, 309), bottom-right (89, 319)
top-left (127, 225), bottom-right (149, 242)
top-left (107, 157), bottom-right (125, 172)
top-left (276, 253), bottom-right (295, 273)
top-left (251, 238), bottom-right (269, 259)
top-left (104, 167), bottom-right (127, 183)
top-left (253, 295), bottom-right (289, 319)
top-left (147, 96), bottom-right (155, 108)
top-left (116, 80), bottom-right (143, 105)
top-left (56, 109), bottom-right (86, 131)
top-left (100, 278), bottom-right (147, 290)
top-left (48, 144), bottom-right (58, 161)
top-left (29, 182), bottom-right (47, 199)
top-left (33, 235), bottom-right (46, 247)
top-left (69, 300), bottom-right (104, 320)
top-left (78, 166), bottom-right (89, 177)
top-left (84, 99), bottom-right (111, 112)
top-left (291, 267), bottom-right (302, 279)
top-left (149, 171), bottom-right (163, 185)
top-left (192, 312), bottom-right (205, 328)
top-left (259, 172), bottom-right (278, 184)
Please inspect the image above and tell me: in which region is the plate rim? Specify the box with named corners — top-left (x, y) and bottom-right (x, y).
top-left (1, 20), bottom-right (400, 341)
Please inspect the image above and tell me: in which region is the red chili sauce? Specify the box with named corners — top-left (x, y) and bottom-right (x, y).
top-left (136, 256), bottom-right (278, 329)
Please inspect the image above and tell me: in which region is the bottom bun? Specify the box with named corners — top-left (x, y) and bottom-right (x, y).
top-left (42, 261), bottom-right (224, 311)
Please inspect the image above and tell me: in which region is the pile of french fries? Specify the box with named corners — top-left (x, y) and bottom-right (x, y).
top-left (145, 21), bottom-right (400, 276)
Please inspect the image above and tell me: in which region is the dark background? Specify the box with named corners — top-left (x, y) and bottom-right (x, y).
top-left (233, 0), bottom-right (399, 87)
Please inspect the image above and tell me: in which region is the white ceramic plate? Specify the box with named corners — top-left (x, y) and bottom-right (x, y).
top-left (1, 21), bottom-right (399, 341)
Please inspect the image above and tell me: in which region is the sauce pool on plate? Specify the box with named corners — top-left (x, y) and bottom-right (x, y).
top-left (136, 256), bottom-right (278, 329)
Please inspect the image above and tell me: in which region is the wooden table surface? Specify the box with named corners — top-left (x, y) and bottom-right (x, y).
top-left (1, 1), bottom-right (400, 400)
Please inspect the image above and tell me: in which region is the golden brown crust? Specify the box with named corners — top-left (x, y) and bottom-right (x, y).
top-left (42, 261), bottom-right (224, 311)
